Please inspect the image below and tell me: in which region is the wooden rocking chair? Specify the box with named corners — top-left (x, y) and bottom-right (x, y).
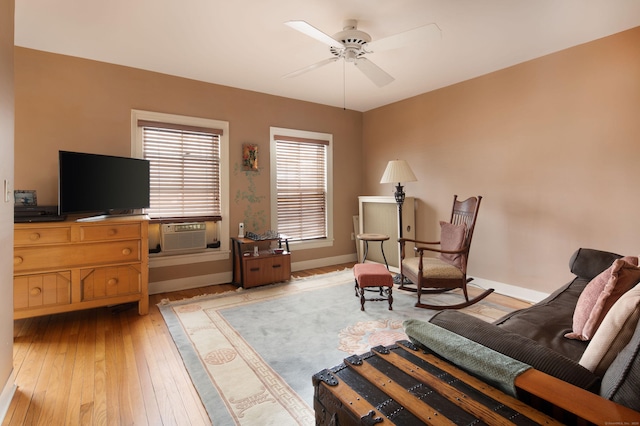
top-left (398, 195), bottom-right (494, 310)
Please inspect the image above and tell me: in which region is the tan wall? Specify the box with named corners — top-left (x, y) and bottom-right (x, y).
top-left (14, 48), bottom-right (363, 282)
top-left (15, 27), bottom-right (640, 294)
top-left (1, 0), bottom-right (15, 395)
top-left (363, 27), bottom-right (640, 294)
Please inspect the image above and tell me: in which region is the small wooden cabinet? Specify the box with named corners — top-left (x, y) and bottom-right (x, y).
top-left (13, 216), bottom-right (149, 319)
top-left (231, 237), bottom-right (291, 288)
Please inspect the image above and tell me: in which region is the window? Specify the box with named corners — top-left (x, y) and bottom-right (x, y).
top-left (138, 121), bottom-right (221, 219)
top-left (270, 127), bottom-right (333, 249)
top-left (131, 110), bottom-right (229, 263)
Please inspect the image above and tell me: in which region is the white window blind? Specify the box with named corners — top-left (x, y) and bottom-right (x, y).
top-left (138, 120), bottom-right (222, 219)
top-left (275, 135), bottom-right (328, 241)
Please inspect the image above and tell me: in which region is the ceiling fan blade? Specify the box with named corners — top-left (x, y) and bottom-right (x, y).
top-left (285, 20), bottom-right (343, 48)
top-left (354, 57), bottom-right (394, 87)
top-left (365, 23), bottom-right (441, 53)
top-left (282, 57), bottom-right (339, 79)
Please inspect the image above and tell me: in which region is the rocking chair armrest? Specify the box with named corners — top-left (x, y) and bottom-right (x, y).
top-left (399, 238), bottom-right (440, 261)
top-left (414, 244), bottom-right (469, 256)
top-left (398, 237), bottom-right (440, 246)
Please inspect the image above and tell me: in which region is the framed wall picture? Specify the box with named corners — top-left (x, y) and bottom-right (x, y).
top-left (15, 190), bottom-right (37, 206)
top-left (242, 143), bottom-right (258, 171)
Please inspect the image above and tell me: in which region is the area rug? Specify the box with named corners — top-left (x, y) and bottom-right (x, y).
top-left (159, 269), bottom-right (514, 425)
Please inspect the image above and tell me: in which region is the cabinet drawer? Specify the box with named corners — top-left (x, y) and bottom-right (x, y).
top-left (14, 240), bottom-right (141, 272)
top-left (243, 254), bottom-right (290, 288)
top-left (14, 272), bottom-right (71, 310)
top-left (81, 265), bottom-right (141, 301)
top-left (14, 227), bottom-right (71, 246)
top-left (79, 223), bottom-right (141, 242)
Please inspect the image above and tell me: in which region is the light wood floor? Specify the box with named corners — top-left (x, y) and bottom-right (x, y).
top-left (3, 263), bottom-right (529, 425)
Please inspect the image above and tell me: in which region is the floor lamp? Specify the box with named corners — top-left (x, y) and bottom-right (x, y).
top-left (380, 160), bottom-right (417, 284)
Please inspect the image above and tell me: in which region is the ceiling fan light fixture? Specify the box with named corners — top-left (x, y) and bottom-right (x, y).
top-left (344, 49), bottom-right (358, 62)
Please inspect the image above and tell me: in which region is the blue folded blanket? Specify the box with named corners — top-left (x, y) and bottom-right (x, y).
top-left (403, 318), bottom-right (531, 396)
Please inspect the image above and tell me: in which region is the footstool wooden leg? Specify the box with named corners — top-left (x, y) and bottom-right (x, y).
top-left (388, 287), bottom-right (393, 310)
top-left (359, 288), bottom-right (366, 311)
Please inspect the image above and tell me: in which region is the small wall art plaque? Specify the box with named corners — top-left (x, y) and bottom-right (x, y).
top-left (242, 143), bottom-right (258, 171)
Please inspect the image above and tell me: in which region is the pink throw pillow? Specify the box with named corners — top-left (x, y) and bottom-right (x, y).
top-left (565, 256), bottom-right (640, 341)
top-left (438, 221), bottom-right (466, 269)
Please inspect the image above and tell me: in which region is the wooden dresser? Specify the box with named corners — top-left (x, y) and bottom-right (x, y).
top-left (13, 216), bottom-right (149, 319)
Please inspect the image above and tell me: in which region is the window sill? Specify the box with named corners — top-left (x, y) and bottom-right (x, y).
top-left (149, 248), bottom-right (230, 268)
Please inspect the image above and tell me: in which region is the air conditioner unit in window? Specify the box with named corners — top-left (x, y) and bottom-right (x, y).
top-left (160, 222), bottom-right (207, 254)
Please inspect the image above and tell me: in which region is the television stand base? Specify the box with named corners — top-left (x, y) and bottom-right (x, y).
top-left (76, 213), bottom-right (149, 222)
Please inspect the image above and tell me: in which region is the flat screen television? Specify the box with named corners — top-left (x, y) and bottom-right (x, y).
top-left (58, 150), bottom-right (150, 216)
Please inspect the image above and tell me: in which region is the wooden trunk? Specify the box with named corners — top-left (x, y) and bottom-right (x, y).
top-left (313, 340), bottom-right (562, 426)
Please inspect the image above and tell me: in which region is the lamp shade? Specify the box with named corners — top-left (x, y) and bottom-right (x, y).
top-left (380, 160), bottom-right (417, 184)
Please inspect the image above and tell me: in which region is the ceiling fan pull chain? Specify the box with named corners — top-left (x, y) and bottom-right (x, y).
top-left (343, 59), bottom-right (346, 110)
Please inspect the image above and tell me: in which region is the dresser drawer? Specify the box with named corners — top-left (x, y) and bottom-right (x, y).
top-left (14, 227), bottom-right (71, 246)
top-left (14, 240), bottom-right (141, 272)
top-left (14, 272), bottom-right (71, 310)
top-left (79, 223), bottom-right (142, 242)
top-left (81, 265), bottom-right (141, 301)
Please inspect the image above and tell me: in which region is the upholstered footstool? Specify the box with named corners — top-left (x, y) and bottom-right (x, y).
top-left (353, 263), bottom-right (393, 311)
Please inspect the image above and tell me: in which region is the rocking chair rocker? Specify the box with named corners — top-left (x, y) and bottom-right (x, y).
top-left (398, 195), bottom-right (494, 310)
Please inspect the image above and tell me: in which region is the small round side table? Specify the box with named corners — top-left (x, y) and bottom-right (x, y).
top-left (357, 233), bottom-right (390, 269)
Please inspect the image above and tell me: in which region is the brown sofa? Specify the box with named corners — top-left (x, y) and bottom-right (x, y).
top-left (416, 248), bottom-right (640, 421)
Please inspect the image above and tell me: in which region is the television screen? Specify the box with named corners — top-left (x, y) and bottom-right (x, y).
top-left (58, 151), bottom-right (150, 215)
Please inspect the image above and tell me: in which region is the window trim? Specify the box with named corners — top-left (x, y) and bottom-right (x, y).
top-left (270, 127), bottom-right (334, 250)
top-left (131, 110), bottom-right (230, 263)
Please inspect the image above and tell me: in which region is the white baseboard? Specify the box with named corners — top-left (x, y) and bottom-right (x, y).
top-left (0, 370), bottom-right (16, 423)
top-left (291, 253), bottom-right (357, 272)
top-left (470, 276), bottom-right (549, 304)
top-left (148, 253), bottom-right (358, 294)
top-left (148, 253), bottom-right (548, 304)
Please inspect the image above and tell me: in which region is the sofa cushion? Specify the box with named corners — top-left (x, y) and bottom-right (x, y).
top-left (569, 248), bottom-right (623, 280)
top-left (600, 319), bottom-right (640, 412)
top-left (565, 257), bottom-right (640, 341)
top-left (579, 285), bottom-right (640, 376)
top-left (494, 277), bottom-right (590, 361)
top-left (429, 310), bottom-right (599, 391)
top-left (438, 221), bottom-right (466, 269)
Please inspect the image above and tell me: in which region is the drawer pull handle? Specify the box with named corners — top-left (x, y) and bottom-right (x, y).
top-left (272, 264), bottom-right (282, 268)
top-left (108, 278), bottom-right (119, 286)
top-left (29, 233), bottom-right (41, 241)
top-left (108, 229), bottom-right (118, 236)
top-left (30, 287), bottom-right (42, 296)
top-left (249, 267), bottom-right (260, 272)
top-left (14, 256), bottom-right (23, 265)
top-left (122, 248), bottom-right (132, 255)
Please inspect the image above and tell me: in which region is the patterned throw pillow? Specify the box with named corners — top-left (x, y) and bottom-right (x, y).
top-left (565, 256), bottom-right (640, 341)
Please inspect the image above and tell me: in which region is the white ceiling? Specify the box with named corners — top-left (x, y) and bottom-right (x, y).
top-left (14, 0), bottom-right (640, 112)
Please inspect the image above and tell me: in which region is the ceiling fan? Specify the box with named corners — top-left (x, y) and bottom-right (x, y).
top-left (283, 19), bottom-right (441, 87)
